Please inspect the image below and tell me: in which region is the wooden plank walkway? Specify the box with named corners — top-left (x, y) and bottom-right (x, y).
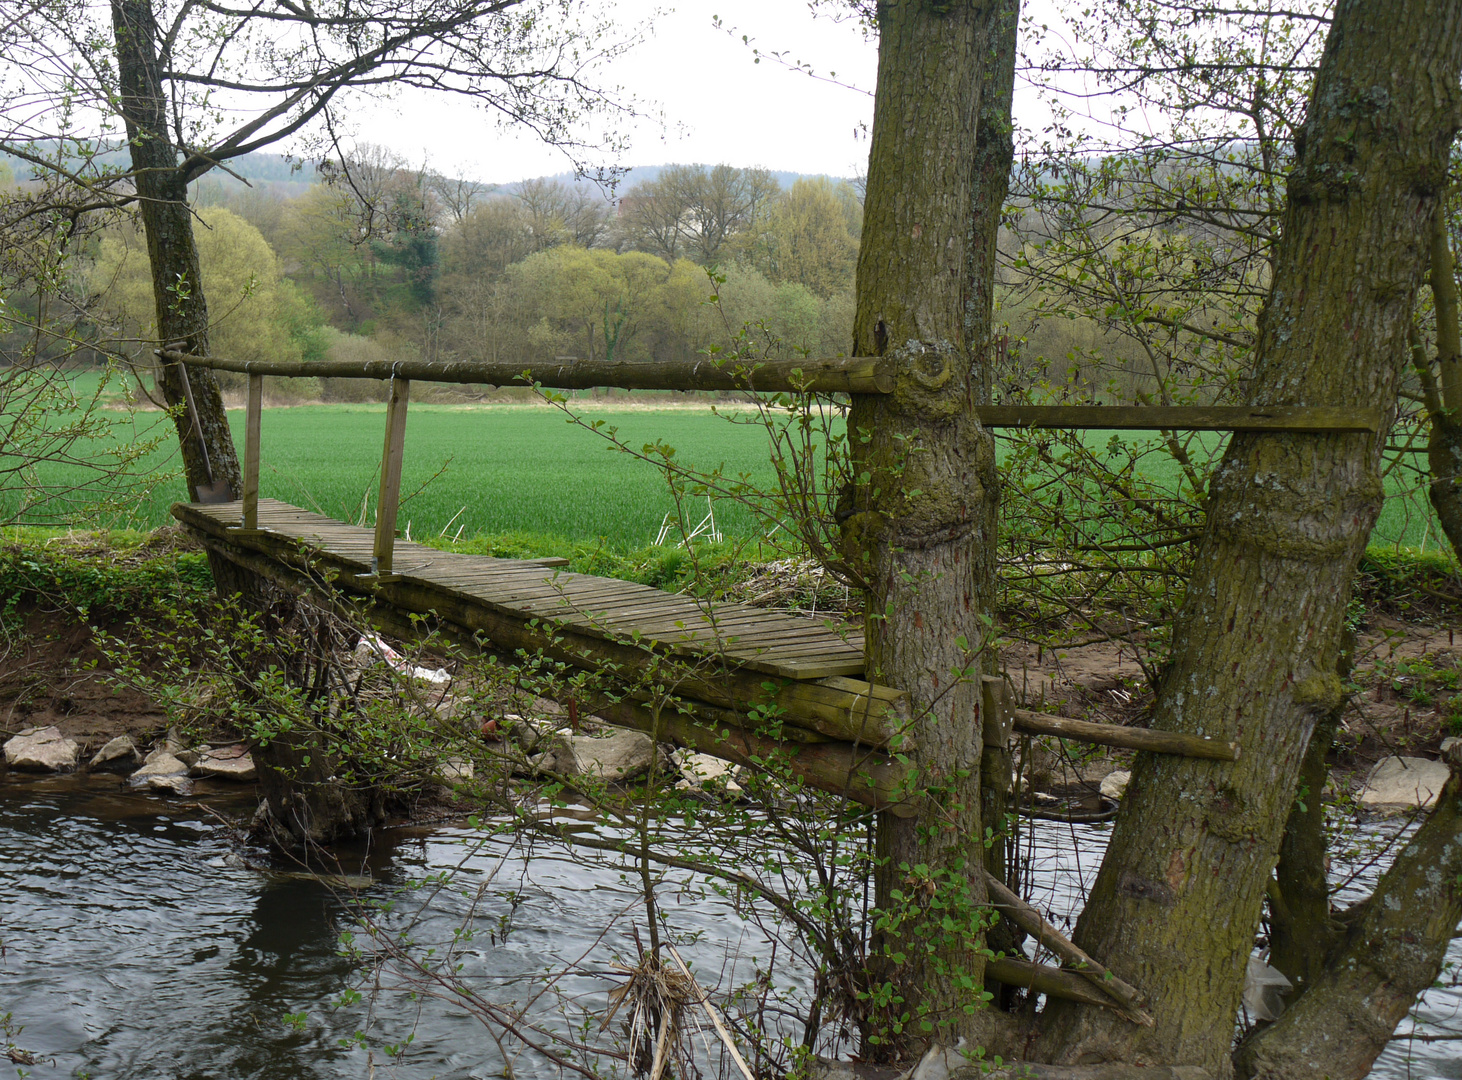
top-left (174, 499), bottom-right (866, 680)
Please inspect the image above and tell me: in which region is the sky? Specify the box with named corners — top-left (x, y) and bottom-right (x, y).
top-left (345, 2), bottom-right (884, 185)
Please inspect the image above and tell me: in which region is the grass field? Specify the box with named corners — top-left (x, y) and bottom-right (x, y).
top-left (1, 391), bottom-right (1452, 556)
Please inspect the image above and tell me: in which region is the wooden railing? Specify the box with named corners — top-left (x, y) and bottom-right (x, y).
top-left (159, 348), bottom-right (1384, 577)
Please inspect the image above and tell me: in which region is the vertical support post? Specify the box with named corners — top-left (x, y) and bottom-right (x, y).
top-left (373, 377), bottom-right (410, 575)
top-left (980, 673), bottom-right (1015, 880)
top-left (242, 373), bottom-right (263, 530)
top-left (979, 672), bottom-right (1023, 998)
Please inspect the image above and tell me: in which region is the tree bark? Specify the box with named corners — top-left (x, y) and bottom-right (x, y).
top-left (1422, 201), bottom-right (1462, 559)
top-left (842, 0), bottom-right (1016, 1054)
top-left (1265, 632), bottom-right (1352, 997)
top-left (1033, 1), bottom-right (1462, 1070)
top-left (1264, 713), bottom-right (1341, 997)
top-left (1235, 748), bottom-right (1462, 1079)
top-left (111, 0), bottom-right (241, 504)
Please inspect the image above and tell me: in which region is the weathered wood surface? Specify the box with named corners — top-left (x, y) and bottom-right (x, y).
top-left (1011, 708), bottom-right (1240, 761)
top-left (241, 374), bottom-right (262, 530)
top-left (973, 404), bottom-right (1382, 432)
top-left (373, 377), bottom-right (410, 574)
top-left (984, 873), bottom-right (1152, 1023)
top-left (174, 499), bottom-right (909, 748)
top-left (158, 349), bottom-right (896, 394)
top-left (983, 956), bottom-right (1130, 1011)
top-left (178, 499), bottom-right (865, 678)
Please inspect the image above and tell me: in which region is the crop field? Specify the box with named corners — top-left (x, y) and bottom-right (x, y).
top-left (2, 390), bottom-right (1450, 555)
top-left (7, 401), bottom-right (787, 550)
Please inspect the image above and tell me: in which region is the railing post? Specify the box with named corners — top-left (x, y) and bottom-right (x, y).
top-left (242, 373), bottom-right (263, 530)
top-left (373, 376), bottom-right (410, 575)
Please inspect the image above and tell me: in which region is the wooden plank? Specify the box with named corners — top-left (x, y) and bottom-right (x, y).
top-left (713, 626), bottom-right (861, 649)
top-left (974, 404), bottom-right (1382, 433)
top-left (745, 656), bottom-right (868, 679)
top-left (373, 378), bottom-right (411, 575)
top-left (567, 594), bottom-right (709, 622)
top-left (242, 378), bottom-right (263, 532)
top-left (161, 348), bottom-right (897, 395)
top-left (732, 640), bottom-right (863, 661)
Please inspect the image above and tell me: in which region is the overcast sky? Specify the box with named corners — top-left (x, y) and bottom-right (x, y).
top-left (348, 2), bottom-right (882, 185)
top-left (337, 1), bottom-right (1089, 188)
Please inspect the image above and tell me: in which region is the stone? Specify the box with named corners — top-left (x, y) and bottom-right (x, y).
top-left (1442, 737), bottom-right (1461, 756)
top-left (1360, 756), bottom-right (1452, 811)
top-left (674, 751), bottom-right (742, 794)
top-left (436, 757), bottom-right (474, 783)
top-left (129, 750), bottom-right (190, 783)
top-left (3, 726), bottom-right (80, 772)
top-left (89, 735), bottom-right (142, 772)
top-left (192, 744), bottom-right (257, 782)
top-left (1100, 769), bottom-right (1132, 801)
top-left (141, 774), bottom-right (195, 796)
top-left (556, 730), bottom-right (656, 782)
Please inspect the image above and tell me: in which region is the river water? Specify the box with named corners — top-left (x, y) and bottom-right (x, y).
top-left (2, 773), bottom-right (1458, 1079)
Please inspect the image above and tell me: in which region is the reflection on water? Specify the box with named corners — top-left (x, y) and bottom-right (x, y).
top-left (0, 775), bottom-right (798, 1079)
top-left (1, 773), bottom-right (1458, 1078)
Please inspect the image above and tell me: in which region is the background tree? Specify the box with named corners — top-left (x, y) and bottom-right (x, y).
top-left (93, 208), bottom-right (312, 371)
top-left (0, 0), bottom-right (633, 505)
top-left (768, 177), bottom-right (861, 299)
top-left (513, 177), bottom-right (612, 251)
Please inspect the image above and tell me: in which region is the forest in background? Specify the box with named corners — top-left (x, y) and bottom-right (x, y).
top-left (0, 144), bottom-right (1165, 405)
top-left (25, 150), bottom-right (863, 397)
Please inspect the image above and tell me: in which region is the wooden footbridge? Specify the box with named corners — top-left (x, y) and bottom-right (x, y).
top-left (164, 348), bottom-right (1371, 802)
top-left (163, 348), bottom-right (1381, 1018)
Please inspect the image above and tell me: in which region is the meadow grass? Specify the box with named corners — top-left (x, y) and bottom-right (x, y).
top-left (2, 393), bottom-right (1451, 556)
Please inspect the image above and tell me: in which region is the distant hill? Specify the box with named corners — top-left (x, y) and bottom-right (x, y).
top-left (535, 165), bottom-right (856, 193)
top-left (3, 143), bottom-right (855, 204)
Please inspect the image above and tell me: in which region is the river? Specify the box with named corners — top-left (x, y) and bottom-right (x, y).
top-left (1, 773), bottom-right (1458, 1079)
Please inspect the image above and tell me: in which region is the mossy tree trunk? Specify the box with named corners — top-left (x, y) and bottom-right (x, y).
top-left (111, 0), bottom-right (241, 505)
top-left (1419, 199), bottom-right (1462, 559)
top-left (1235, 749), bottom-right (1462, 1079)
top-left (1033, 1), bottom-right (1462, 1070)
top-left (841, 0), bottom-right (1016, 1053)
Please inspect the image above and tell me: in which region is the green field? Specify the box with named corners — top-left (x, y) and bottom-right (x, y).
top-left (6, 402), bottom-right (786, 550)
top-left (1, 394), bottom-right (1452, 555)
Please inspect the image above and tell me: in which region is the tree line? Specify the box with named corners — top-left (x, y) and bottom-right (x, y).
top-left (78, 154), bottom-right (864, 392)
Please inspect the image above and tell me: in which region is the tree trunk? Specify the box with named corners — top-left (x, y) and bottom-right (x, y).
top-left (970, 4), bottom-right (1026, 1002)
top-left (111, 0), bottom-right (241, 504)
top-left (254, 734), bottom-right (388, 849)
top-left (1033, 1), bottom-right (1462, 1070)
top-left (842, 0), bottom-right (1015, 1054)
top-left (1422, 200), bottom-right (1462, 559)
top-left (1265, 629), bottom-right (1353, 995)
top-left (1234, 748), bottom-right (1462, 1079)
top-left (1263, 712), bottom-right (1341, 997)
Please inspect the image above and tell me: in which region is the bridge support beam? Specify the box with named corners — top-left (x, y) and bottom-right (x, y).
top-left (242, 373), bottom-right (263, 531)
top-left (374, 377), bottom-right (410, 575)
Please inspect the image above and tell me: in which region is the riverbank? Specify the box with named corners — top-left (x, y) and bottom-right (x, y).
top-left (3, 527), bottom-right (1458, 818)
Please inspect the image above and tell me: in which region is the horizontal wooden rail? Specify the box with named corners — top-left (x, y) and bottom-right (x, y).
top-left (156, 349), bottom-right (895, 395)
top-left (1012, 708), bottom-right (1240, 761)
top-left (974, 404), bottom-right (1382, 432)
